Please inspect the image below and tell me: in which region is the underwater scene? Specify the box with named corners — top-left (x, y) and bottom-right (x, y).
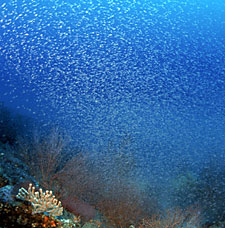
top-left (0, 0), bottom-right (225, 227)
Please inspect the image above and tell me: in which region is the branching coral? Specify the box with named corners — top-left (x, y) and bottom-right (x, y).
top-left (16, 183), bottom-right (63, 217)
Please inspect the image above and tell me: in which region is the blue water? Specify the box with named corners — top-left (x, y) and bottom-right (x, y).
top-left (0, 0), bottom-right (225, 224)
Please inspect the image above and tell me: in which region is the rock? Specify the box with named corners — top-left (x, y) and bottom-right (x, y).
top-left (82, 222), bottom-right (99, 228)
top-left (0, 185), bottom-right (14, 203)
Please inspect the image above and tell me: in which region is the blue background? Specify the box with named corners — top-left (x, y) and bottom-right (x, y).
top-left (1, 0), bottom-right (225, 179)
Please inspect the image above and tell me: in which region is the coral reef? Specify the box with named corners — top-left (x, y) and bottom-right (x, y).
top-left (0, 202), bottom-right (61, 228)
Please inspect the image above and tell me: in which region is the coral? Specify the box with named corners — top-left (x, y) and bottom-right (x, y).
top-left (0, 202), bottom-right (61, 228)
top-left (61, 195), bottom-right (96, 221)
top-left (16, 183), bottom-right (63, 217)
top-left (138, 207), bottom-right (201, 228)
top-left (16, 127), bottom-right (66, 195)
top-left (97, 198), bottom-right (145, 228)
